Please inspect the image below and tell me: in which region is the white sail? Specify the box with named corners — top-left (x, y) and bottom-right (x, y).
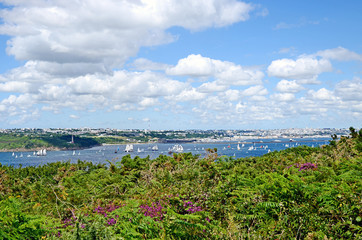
top-left (237, 144), bottom-right (240, 150)
top-left (36, 149), bottom-right (47, 156)
top-left (125, 144), bottom-right (134, 152)
top-left (151, 145), bottom-right (158, 151)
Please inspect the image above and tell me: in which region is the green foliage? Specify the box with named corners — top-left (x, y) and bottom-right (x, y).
top-left (1, 135), bottom-right (361, 239)
top-left (0, 197), bottom-right (54, 239)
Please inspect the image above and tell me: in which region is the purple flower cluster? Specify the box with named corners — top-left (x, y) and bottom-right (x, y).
top-left (93, 203), bottom-right (121, 217)
top-left (298, 162), bottom-right (317, 171)
top-left (287, 162), bottom-right (317, 171)
top-left (62, 216), bottom-right (77, 228)
top-left (183, 201), bottom-right (202, 213)
top-left (93, 202), bottom-right (122, 226)
top-left (107, 218), bottom-right (117, 225)
top-left (139, 202), bottom-right (165, 221)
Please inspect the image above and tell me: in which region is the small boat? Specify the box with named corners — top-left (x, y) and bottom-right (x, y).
top-left (237, 144), bottom-right (240, 150)
top-left (125, 144), bottom-right (134, 152)
top-left (151, 145), bottom-right (158, 151)
top-left (73, 151), bottom-right (76, 155)
top-left (137, 148), bottom-right (144, 153)
top-left (36, 149), bottom-right (47, 156)
top-left (12, 152), bottom-right (14, 157)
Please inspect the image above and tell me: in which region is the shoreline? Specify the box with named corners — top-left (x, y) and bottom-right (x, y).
top-left (0, 146), bottom-right (95, 153)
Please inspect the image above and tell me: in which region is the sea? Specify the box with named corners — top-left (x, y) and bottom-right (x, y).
top-left (0, 138), bottom-right (331, 168)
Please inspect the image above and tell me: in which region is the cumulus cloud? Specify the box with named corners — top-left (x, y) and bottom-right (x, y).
top-left (166, 54), bottom-right (215, 77)
top-left (0, 0), bottom-right (254, 75)
top-left (315, 47), bottom-right (362, 61)
top-left (241, 85), bottom-right (268, 97)
top-left (307, 88), bottom-right (337, 101)
top-left (268, 57), bottom-right (332, 80)
top-left (275, 80), bottom-right (304, 93)
top-left (335, 77), bottom-right (362, 101)
top-left (167, 54), bottom-right (264, 86)
top-left (198, 81), bottom-right (229, 93)
top-left (271, 93), bottom-right (295, 102)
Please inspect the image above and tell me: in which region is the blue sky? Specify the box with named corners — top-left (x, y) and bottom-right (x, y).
top-left (0, 0), bottom-right (361, 130)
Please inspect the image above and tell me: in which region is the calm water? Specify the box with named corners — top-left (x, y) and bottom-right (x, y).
top-left (0, 138), bottom-right (331, 168)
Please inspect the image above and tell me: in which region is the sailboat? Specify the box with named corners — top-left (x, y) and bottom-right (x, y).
top-left (36, 149), bottom-right (47, 156)
top-left (124, 144), bottom-right (134, 152)
top-left (12, 152), bottom-right (14, 157)
top-left (151, 145), bottom-right (158, 151)
top-left (237, 144), bottom-right (240, 150)
top-left (73, 151), bottom-right (76, 156)
top-left (137, 147), bottom-right (144, 153)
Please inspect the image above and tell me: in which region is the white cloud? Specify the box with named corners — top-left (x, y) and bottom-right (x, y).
top-left (198, 81), bottom-right (229, 93)
top-left (167, 54), bottom-right (264, 86)
top-left (0, 0), bottom-right (254, 76)
top-left (219, 89), bottom-right (241, 102)
top-left (242, 85), bottom-right (268, 97)
top-left (275, 80), bottom-right (304, 93)
top-left (335, 77), bottom-right (362, 101)
top-left (307, 88), bottom-right (336, 101)
top-left (271, 93), bottom-right (295, 102)
top-left (166, 54), bottom-right (215, 77)
top-left (166, 88), bottom-right (207, 102)
top-left (268, 57), bottom-right (332, 80)
top-left (70, 114), bottom-right (80, 119)
top-left (0, 81), bottom-right (31, 92)
top-left (315, 47), bottom-right (362, 61)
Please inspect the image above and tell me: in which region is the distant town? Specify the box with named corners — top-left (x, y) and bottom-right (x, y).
top-left (0, 127), bottom-right (350, 144)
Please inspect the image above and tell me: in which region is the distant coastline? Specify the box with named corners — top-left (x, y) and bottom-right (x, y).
top-left (0, 146), bottom-right (92, 153)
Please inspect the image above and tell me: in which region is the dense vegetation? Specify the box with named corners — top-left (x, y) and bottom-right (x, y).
top-left (0, 133), bottom-right (100, 151)
top-left (0, 129), bottom-right (361, 239)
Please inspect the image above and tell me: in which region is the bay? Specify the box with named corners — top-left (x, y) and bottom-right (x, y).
top-left (0, 138), bottom-right (331, 168)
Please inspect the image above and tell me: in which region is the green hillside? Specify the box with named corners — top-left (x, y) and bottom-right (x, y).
top-left (0, 129), bottom-right (361, 239)
top-left (0, 133), bottom-right (100, 151)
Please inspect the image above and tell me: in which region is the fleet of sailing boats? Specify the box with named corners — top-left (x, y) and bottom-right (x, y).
top-left (8, 142), bottom-right (277, 161)
top-left (168, 144), bottom-right (183, 154)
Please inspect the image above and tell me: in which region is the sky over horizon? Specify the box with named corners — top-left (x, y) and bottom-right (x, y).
top-left (0, 0), bottom-right (361, 130)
